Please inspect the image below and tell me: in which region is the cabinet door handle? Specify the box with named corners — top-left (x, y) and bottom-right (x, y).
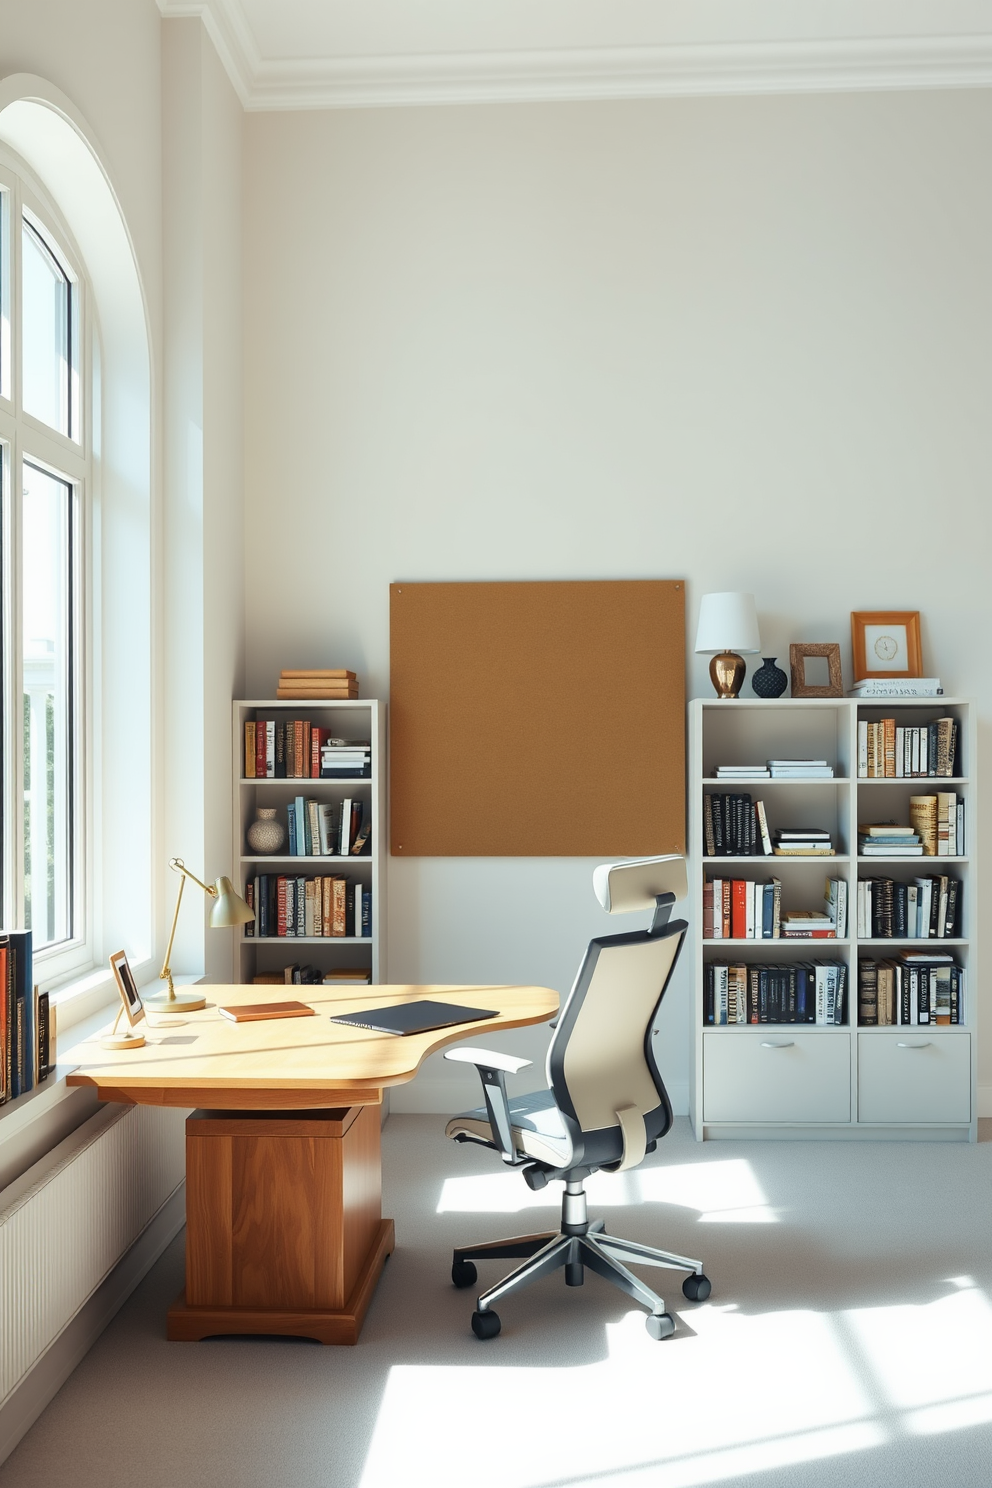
top-left (760, 1041), bottom-right (794, 1049)
top-left (896, 1041), bottom-right (931, 1049)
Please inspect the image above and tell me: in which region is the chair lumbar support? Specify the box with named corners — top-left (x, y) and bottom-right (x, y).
top-left (451, 1176), bottom-right (710, 1341)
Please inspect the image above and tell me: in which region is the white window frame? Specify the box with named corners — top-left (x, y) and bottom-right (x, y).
top-left (0, 154), bottom-right (93, 987)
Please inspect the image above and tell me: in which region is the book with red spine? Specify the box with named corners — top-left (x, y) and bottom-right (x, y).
top-left (731, 880), bottom-right (747, 939)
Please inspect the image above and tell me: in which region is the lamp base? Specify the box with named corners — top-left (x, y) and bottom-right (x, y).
top-left (144, 988), bottom-right (207, 1013)
top-left (102, 1031), bottom-right (146, 1050)
top-left (709, 651), bottom-right (747, 699)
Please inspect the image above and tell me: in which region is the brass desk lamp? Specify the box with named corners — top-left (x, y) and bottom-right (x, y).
top-left (145, 857), bottom-right (255, 1013)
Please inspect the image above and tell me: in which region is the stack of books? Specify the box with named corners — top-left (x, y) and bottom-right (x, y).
top-left (767, 759), bottom-right (834, 779)
top-left (772, 827), bottom-right (835, 856)
top-left (713, 764), bottom-right (770, 779)
top-left (781, 911), bottom-right (836, 939)
top-left (321, 740), bottom-right (372, 778)
top-left (704, 877), bottom-right (782, 939)
top-left (1, 930), bottom-right (55, 1105)
top-left (857, 717), bottom-right (957, 777)
top-left (849, 678), bottom-right (942, 699)
top-left (276, 669), bottom-right (358, 700)
top-left (858, 823), bottom-right (922, 857)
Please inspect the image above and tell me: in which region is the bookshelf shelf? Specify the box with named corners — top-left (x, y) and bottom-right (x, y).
top-left (233, 699), bottom-right (385, 987)
top-left (690, 696), bottom-right (976, 1142)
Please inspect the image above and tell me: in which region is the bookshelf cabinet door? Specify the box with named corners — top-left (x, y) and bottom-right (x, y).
top-left (702, 1033), bottom-right (851, 1124)
top-left (858, 1034), bottom-right (971, 1124)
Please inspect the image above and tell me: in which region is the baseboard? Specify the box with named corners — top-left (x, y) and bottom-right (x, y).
top-left (0, 1180), bottom-right (186, 1468)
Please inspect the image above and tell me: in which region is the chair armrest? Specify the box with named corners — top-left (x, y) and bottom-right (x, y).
top-left (443, 1047), bottom-right (532, 1075)
top-left (443, 1047), bottom-right (532, 1164)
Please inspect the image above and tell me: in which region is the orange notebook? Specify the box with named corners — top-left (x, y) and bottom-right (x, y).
top-left (218, 1000), bottom-right (315, 1023)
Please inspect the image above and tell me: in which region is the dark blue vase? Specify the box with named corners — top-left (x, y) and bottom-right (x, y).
top-left (752, 657), bottom-right (788, 698)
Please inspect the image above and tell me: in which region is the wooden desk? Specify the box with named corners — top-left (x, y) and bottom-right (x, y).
top-left (67, 983), bottom-right (557, 1343)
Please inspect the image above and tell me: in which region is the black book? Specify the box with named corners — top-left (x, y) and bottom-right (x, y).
top-left (704, 964), bottom-right (714, 1024)
top-left (711, 796), bottom-right (725, 855)
top-left (944, 879), bottom-right (960, 938)
top-left (329, 999), bottom-right (498, 1038)
top-left (858, 960), bottom-right (878, 1026)
top-left (929, 882), bottom-right (941, 939)
top-left (918, 966), bottom-right (930, 1024)
top-left (893, 882), bottom-right (908, 939)
top-left (275, 721), bottom-right (286, 778)
top-left (1, 934), bottom-right (11, 1105)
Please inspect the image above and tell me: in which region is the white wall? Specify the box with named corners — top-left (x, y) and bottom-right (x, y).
top-left (244, 91), bottom-right (992, 1111)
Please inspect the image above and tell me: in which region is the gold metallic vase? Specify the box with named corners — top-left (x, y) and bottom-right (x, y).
top-left (709, 650), bottom-right (746, 699)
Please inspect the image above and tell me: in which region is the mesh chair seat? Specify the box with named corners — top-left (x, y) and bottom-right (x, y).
top-left (445, 1089), bottom-right (573, 1168)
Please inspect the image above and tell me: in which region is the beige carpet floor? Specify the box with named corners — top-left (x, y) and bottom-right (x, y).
top-left (2, 1115), bottom-right (992, 1488)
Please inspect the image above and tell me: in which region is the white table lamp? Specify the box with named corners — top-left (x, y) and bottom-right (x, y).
top-left (694, 592), bottom-right (760, 699)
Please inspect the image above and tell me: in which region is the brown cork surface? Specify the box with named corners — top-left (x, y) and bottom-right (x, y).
top-left (389, 580), bottom-right (685, 857)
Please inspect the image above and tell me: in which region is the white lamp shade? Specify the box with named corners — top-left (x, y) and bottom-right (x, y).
top-left (694, 592), bottom-right (760, 654)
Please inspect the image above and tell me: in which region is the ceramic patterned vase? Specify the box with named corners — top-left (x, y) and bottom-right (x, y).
top-left (751, 657), bottom-right (788, 699)
top-left (246, 806), bottom-right (285, 855)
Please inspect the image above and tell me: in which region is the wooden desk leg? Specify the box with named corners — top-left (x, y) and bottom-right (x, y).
top-left (167, 1105), bottom-right (395, 1345)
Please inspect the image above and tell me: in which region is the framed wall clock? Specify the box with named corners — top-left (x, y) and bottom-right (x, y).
top-left (851, 611), bottom-right (922, 681)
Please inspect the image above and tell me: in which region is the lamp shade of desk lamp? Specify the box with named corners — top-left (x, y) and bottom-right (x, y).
top-left (144, 858), bottom-right (255, 1013)
top-left (694, 592), bottom-right (760, 699)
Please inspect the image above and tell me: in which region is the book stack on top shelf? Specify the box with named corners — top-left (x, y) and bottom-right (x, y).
top-left (276, 669), bottom-right (359, 700)
top-left (690, 696), bottom-right (977, 1140)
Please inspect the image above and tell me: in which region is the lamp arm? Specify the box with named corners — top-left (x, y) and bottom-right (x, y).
top-left (168, 856), bottom-right (217, 897)
top-left (158, 870), bottom-right (186, 999)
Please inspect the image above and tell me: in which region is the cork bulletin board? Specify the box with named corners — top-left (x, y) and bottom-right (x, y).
top-left (389, 580), bottom-right (685, 857)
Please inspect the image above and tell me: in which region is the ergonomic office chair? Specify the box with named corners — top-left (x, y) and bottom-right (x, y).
top-left (444, 854), bottom-right (710, 1340)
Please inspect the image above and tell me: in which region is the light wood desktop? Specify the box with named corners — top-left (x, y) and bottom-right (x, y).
top-left (67, 982), bottom-right (558, 1344)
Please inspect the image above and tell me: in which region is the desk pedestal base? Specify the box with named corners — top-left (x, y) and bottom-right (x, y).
top-left (167, 1219), bottom-right (395, 1344)
top-left (170, 1104), bottom-right (392, 1344)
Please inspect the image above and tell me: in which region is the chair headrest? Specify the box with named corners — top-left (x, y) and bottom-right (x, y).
top-left (593, 854), bottom-right (688, 914)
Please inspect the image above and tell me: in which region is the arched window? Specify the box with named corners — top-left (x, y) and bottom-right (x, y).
top-left (0, 159), bottom-right (88, 977)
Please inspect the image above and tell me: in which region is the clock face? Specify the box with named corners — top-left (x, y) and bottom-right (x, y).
top-left (863, 623), bottom-right (910, 672)
top-left (873, 634), bottom-right (899, 662)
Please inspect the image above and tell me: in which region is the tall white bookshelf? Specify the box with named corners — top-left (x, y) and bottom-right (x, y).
top-left (689, 697), bottom-right (976, 1142)
top-left (232, 700), bottom-right (385, 985)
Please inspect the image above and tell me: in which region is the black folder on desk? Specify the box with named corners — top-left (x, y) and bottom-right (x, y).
top-left (329, 999), bottom-right (498, 1037)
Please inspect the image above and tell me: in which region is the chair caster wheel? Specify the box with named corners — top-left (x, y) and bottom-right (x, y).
top-left (682, 1273), bottom-right (711, 1302)
top-left (472, 1309), bottom-right (501, 1340)
top-left (645, 1312), bottom-right (676, 1341)
top-left (452, 1259), bottom-right (478, 1289)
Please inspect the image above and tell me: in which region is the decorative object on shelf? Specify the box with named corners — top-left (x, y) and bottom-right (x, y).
top-left (103, 949), bottom-right (146, 1050)
top-left (276, 669), bottom-right (358, 700)
top-left (246, 807), bottom-right (286, 855)
top-left (751, 657), bottom-right (788, 699)
top-left (694, 592), bottom-right (760, 700)
top-left (146, 857), bottom-right (255, 1013)
top-left (789, 643), bottom-right (843, 698)
top-left (850, 611), bottom-right (922, 683)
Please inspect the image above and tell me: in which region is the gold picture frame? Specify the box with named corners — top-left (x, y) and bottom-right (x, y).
top-left (851, 611), bottom-right (922, 682)
top-left (789, 643), bottom-right (844, 698)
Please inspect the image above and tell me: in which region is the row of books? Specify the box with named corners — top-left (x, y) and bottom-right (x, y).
top-left (244, 876), bottom-right (372, 938)
top-left (703, 877), bottom-right (848, 940)
top-left (245, 720), bottom-right (371, 779)
top-left (268, 797), bottom-right (370, 858)
top-left (1, 931), bottom-right (55, 1105)
top-left (275, 669), bottom-right (359, 700)
top-left (252, 966), bottom-right (372, 986)
top-left (704, 794), bottom-right (770, 856)
top-left (858, 955), bottom-right (965, 1025)
top-left (712, 760), bottom-right (835, 780)
top-left (705, 961), bottom-right (847, 1025)
top-left (858, 717), bottom-right (958, 778)
top-left (857, 876), bottom-right (960, 940)
top-left (909, 795), bottom-right (963, 857)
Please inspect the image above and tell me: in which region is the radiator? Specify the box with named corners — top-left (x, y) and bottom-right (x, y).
top-left (0, 1102), bottom-right (186, 1407)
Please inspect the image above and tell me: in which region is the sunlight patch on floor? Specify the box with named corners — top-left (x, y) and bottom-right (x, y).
top-left (437, 1158), bottom-right (777, 1223)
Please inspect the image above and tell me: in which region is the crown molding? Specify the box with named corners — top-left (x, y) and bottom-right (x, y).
top-left (156, 5), bottom-right (992, 112)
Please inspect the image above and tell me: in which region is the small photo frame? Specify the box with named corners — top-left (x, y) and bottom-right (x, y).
top-left (851, 611), bottom-right (922, 681)
top-left (110, 950), bottom-right (145, 1029)
top-left (789, 643), bottom-right (844, 698)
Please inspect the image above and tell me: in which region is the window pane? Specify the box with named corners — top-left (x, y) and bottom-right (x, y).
top-left (22, 218), bottom-right (70, 436)
top-left (22, 461), bottom-right (73, 947)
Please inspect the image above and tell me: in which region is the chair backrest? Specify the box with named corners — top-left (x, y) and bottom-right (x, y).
top-left (545, 917), bottom-right (685, 1168)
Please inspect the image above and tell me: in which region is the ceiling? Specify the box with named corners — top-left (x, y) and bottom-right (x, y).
top-left (157, 0), bottom-right (992, 110)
